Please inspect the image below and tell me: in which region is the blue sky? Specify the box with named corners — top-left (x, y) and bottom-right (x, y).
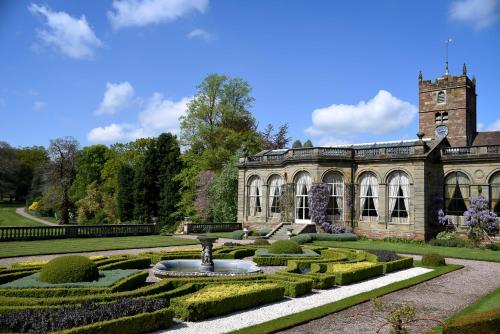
top-left (0, 0), bottom-right (499, 148)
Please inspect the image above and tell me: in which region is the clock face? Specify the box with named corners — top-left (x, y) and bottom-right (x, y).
top-left (435, 125), bottom-right (448, 138)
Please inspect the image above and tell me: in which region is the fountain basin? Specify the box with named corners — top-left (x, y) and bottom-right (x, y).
top-left (152, 259), bottom-right (262, 277)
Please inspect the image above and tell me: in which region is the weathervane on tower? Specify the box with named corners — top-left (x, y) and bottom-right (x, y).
top-left (445, 38), bottom-right (452, 75)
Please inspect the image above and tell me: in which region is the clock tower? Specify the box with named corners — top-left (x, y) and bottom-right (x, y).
top-left (418, 65), bottom-right (477, 147)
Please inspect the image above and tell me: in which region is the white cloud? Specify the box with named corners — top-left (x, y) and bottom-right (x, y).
top-left (96, 82), bottom-right (136, 115)
top-left (33, 100), bottom-right (47, 111)
top-left (108, 0), bottom-right (209, 29)
top-left (477, 122), bottom-right (485, 131)
top-left (305, 90), bottom-right (417, 140)
top-left (87, 93), bottom-right (190, 143)
top-left (28, 3), bottom-right (102, 59)
top-left (449, 0), bottom-right (499, 30)
top-left (187, 28), bottom-right (213, 40)
top-left (487, 119), bottom-right (500, 131)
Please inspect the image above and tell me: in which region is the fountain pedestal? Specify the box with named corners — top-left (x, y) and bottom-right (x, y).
top-left (197, 236), bottom-right (218, 272)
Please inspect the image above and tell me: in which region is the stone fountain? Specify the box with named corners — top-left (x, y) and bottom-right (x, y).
top-left (152, 235), bottom-right (261, 277)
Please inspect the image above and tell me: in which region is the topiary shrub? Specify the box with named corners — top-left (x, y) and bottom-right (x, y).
top-left (39, 256), bottom-right (99, 284)
top-left (231, 230), bottom-right (245, 240)
top-left (253, 238), bottom-right (270, 246)
top-left (421, 252), bottom-right (446, 267)
top-left (258, 228), bottom-right (271, 236)
top-left (269, 240), bottom-right (302, 254)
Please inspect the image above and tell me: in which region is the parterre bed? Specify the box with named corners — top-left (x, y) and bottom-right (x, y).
top-left (0, 244), bottom-right (415, 333)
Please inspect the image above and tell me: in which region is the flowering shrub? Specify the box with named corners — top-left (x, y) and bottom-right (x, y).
top-left (308, 183), bottom-right (330, 225)
top-left (463, 195), bottom-right (498, 242)
top-left (436, 231), bottom-right (457, 240)
top-left (28, 201), bottom-right (39, 211)
top-left (437, 209), bottom-right (454, 229)
top-left (321, 222), bottom-right (353, 234)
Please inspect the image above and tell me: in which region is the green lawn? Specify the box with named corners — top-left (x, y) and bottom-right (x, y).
top-left (0, 203), bottom-right (45, 227)
top-left (312, 240), bottom-right (500, 262)
top-left (0, 235), bottom-right (199, 258)
top-left (193, 232), bottom-right (235, 239)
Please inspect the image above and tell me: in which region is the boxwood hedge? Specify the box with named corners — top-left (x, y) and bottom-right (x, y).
top-left (444, 309), bottom-right (500, 334)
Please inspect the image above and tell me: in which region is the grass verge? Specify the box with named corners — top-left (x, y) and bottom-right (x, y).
top-left (0, 236), bottom-right (199, 258)
top-left (0, 203), bottom-right (45, 227)
top-left (312, 240), bottom-right (500, 263)
top-left (230, 263), bottom-right (463, 334)
top-left (430, 286), bottom-right (500, 333)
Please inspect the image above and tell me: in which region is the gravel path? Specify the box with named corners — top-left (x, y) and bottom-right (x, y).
top-left (15, 207), bottom-right (58, 226)
top-left (159, 267), bottom-right (432, 334)
top-left (278, 257), bottom-right (500, 334)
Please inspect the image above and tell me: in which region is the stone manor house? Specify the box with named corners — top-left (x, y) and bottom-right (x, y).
top-left (237, 65), bottom-right (500, 240)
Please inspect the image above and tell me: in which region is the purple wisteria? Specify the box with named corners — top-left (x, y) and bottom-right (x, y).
top-left (463, 195), bottom-right (498, 241)
top-left (322, 222), bottom-right (353, 234)
top-left (308, 183), bottom-right (330, 225)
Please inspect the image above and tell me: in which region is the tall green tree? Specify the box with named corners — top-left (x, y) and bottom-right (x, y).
top-left (15, 146), bottom-right (48, 202)
top-left (47, 137), bottom-right (79, 224)
top-left (70, 144), bottom-right (109, 202)
top-left (303, 139), bottom-right (314, 148)
top-left (292, 140), bottom-right (302, 148)
top-left (157, 133), bottom-right (182, 228)
top-left (117, 164), bottom-right (135, 222)
top-left (209, 153), bottom-right (239, 223)
top-left (177, 74), bottom-right (260, 221)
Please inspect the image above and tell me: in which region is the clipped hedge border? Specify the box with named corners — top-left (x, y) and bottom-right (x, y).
top-left (0, 270), bottom-right (148, 298)
top-left (328, 263), bottom-right (384, 285)
top-left (170, 284), bottom-right (285, 321)
top-left (53, 307), bottom-right (174, 334)
top-left (382, 257), bottom-right (413, 274)
top-left (266, 276), bottom-right (313, 297)
top-left (98, 258), bottom-right (151, 270)
top-left (0, 270), bottom-right (38, 285)
top-left (443, 309), bottom-right (500, 334)
top-left (273, 270), bottom-right (336, 290)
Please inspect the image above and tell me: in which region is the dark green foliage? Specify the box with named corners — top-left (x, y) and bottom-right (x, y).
top-left (367, 250), bottom-right (401, 262)
top-left (209, 153), bottom-right (239, 222)
top-left (71, 145), bottom-right (109, 202)
top-left (483, 243), bottom-right (500, 251)
top-left (382, 257), bottom-right (413, 274)
top-left (253, 255), bottom-right (316, 266)
top-left (269, 240), bottom-right (303, 254)
top-left (157, 133), bottom-right (182, 228)
top-left (117, 164), bottom-right (135, 222)
top-left (258, 228), bottom-right (271, 236)
top-left (303, 139), bottom-right (313, 148)
top-left (98, 257), bottom-right (151, 270)
top-left (39, 256), bottom-right (99, 284)
top-left (290, 234), bottom-right (313, 244)
top-left (231, 230), bottom-right (245, 240)
top-left (291, 140), bottom-right (302, 148)
top-left (444, 309), bottom-right (500, 334)
top-left (274, 270), bottom-right (336, 289)
top-left (429, 238), bottom-right (469, 248)
top-left (253, 238), bottom-right (270, 246)
top-left (330, 264), bottom-right (384, 285)
top-left (170, 284), bottom-right (285, 321)
top-left (383, 237), bottom-right (425, 245)
top-left (0, 297), bottom-right (170, 334)
top-left (0, 271), bottom-right (37, 285)
top-left (421, 252), bottom-right (446, 266)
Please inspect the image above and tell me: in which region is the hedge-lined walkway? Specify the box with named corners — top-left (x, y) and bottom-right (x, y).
top-left (279, 257), bottom-right (500, 334)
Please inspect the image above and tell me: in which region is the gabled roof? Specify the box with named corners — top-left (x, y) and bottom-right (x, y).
top-left (472, 131), bottom-right (500, 146)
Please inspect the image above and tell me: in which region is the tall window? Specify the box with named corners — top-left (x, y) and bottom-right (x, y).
top-left (323, 172), bottom-right (344, 222)
top-left (248, 176), bottom-right (262, 216)
top-left (437, 90), bottom-right (446, 104)
top-left (268, 175), bottom-right (283, 214)
top-left (295, 172), bottom-right (312, 222)
top-left (359, 172), bottom-right (379, 221)
top-left (442, 111), bottom-right (449, 121)
top-left (435, 112), bottom-right (442, 123)
top-left (388, 171), bottom-right (410, 223)
top-left (490, 172), bottom-right (500, 215)
top-left (445, 172), bottom-right (470, 215)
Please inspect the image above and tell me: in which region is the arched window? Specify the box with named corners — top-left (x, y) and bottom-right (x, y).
top-left (294, 172), bottom-right (312, 222)
top-left (435, 112), bottom-right (442, 123)
top-left (323, 172), bottom-right (344, 222)
top-left (387, 171), bottom-right (410, 223)
top-left (445, 172), bottom-right (470, 215)
top-left (248, 176), bottom-right (262, 216)
top-left (490, 172), bottom-right (500, 215)
top-left (359, 172), bottom-right (378, 221)
top-left (442, 111), bottom-right (449, 121)
top-left (437, 90), bottom-right (446, 104)
top-left (268, 175), bottom-right (283, 214)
